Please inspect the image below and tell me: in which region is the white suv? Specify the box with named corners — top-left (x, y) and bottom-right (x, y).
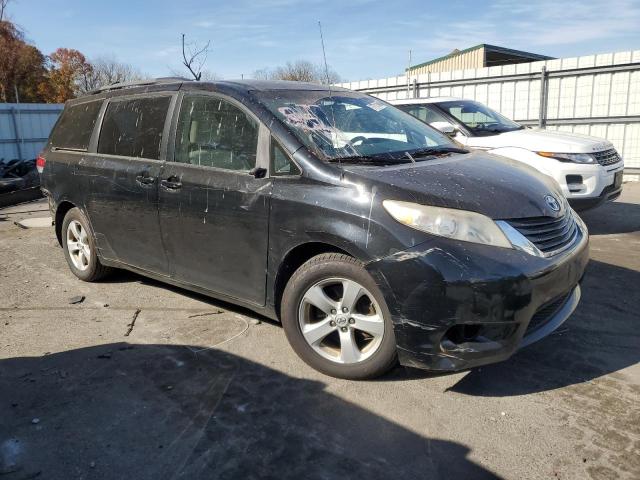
top-left (392, 97), bottom-right (624, 210)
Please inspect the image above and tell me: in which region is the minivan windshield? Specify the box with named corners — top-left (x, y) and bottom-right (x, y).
top-left (435, 100), bottom-right (523, 136)
top-left (254, 89), bottom-right (462, 164)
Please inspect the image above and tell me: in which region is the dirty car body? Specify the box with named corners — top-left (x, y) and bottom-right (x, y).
top-left (40, 79), bottom-right (588, 377)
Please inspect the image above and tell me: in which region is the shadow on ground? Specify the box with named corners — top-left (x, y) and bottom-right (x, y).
top-left (448, 259), bottom-right (640, 397)
top-left (0, 344), bottom-right (498, 479)
top-left (579, 200), bottom-right (640, 235)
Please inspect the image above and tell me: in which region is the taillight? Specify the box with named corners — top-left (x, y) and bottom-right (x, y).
top-left (36, 154), bottom-right (46, 174)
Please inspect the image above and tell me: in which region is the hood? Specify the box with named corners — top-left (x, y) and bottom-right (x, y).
top-left (343, 151), bottom-right (564, 219)
top-left (468, 128), bottom-right (614, 153)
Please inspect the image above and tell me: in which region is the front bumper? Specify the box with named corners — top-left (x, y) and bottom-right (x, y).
top-left (568, 180), bottom-right (622, 210)
top-left (551, 159), bottom-right (624, 204)
top-left (366, 225), bottom-right (589, 371)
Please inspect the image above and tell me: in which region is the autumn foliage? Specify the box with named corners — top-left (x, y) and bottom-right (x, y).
top-left (0, 20), bottom-right (103, 103)
top-left (0, 20), bottom-right (50, 102)
top-left (47, 48), bottom-right (93, 103)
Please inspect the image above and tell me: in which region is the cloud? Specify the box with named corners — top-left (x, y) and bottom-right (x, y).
top-left (154, 46), bottom-right (180, 58)
top-left (489, 0), bottom-right (640, 46)
top-left (404, 0), bottom-right (640, 61)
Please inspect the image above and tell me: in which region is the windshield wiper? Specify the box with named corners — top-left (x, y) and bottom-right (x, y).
top-left (405, 146), bottom-right (469, 159)
top-left (328, 155), bottom-right (411, 165)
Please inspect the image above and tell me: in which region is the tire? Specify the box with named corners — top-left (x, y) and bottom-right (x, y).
top-left (281, 253), bottom-right (397, 380)
top-left (61, 207), bottom-right (111, 282)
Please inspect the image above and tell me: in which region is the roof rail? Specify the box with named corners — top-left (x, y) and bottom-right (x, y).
top-left (90, 77), bottom-right (193, 94)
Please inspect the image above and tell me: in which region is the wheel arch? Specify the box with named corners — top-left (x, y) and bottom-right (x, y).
top-left (54, 200), bottom-right (77, 246)
top-left (272, 241), bottom-right (353, 320)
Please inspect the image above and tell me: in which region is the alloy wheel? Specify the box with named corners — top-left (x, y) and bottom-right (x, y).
top-left (298, 277), bottom-right (385, 364)
top-left (66, 220), bottom-right (91, 271)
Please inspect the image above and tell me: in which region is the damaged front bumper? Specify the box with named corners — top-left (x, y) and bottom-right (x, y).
top-left (366, 229), bottom-right (589, 371)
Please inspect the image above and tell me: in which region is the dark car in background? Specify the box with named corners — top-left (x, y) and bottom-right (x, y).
top-left (39, 78), bottom-right (589, 379)
top-left (0, 157), bottom-right (42, 207)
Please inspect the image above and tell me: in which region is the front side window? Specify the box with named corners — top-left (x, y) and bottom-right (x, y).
top-left (50, 100), bottom-right (102, 150)
top-left (254, 89), bottom-right (457, 164)
top-left (435, 100), bottom-right (522, 136)
top-left (97, 96), bottom-right (171, 159)
top-left (174, 95), bottom-right (259, 171)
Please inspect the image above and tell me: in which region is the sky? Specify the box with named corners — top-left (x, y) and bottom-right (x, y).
top-left (8, 0), bottom-right (640, 82)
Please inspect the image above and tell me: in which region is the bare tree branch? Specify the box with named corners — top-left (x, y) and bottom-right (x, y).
top-left (181, 33), bottom-right (211, 81)
top-left (78, 55), bottom-right (147, 93)
top-left (0, 0), bottom-right (13, 22)
top-left (253, 60), bottom-right (341, 85)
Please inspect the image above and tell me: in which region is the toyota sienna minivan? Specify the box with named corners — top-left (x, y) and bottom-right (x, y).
top-left (39, 78), bottom-right (589, 379)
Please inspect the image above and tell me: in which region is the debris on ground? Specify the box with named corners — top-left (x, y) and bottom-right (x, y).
top-left (124, 309), bottom-right (141, 337)
top-left (187, 310), bottom-right (224, 318)
top-left (69, 295), bottom-right (85, 305)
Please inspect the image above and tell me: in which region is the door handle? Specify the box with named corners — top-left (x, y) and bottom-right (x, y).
top-left (161, 177), bottom-right (182, 190)
top-left (136, 173), bottom-right (156, 186)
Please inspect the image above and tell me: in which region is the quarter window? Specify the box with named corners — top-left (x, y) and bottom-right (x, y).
top-left (49, 100), bottom-right (102, 150)
top-left (174, 95), bottom-right (259, 171)
top-left (271, 139), bottom-right (300, 176)
top-left (97, 96), bottom-right (171, 160)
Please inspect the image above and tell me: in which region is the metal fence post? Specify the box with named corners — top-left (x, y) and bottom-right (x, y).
top-left (538, 66), bottom-right (548, 128)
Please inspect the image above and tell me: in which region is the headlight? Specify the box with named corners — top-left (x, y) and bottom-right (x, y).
top-left (382, 200), bottom-right (512, 248)
top-left (536, 152), bottom-right (596, 164)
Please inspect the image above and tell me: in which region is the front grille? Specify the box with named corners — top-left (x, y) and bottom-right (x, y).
top-left (526, 291), bottom-right (572, 334)
top-left (593, 148), bottom-right (621, 166)
top-left (507, 213), bottom-right (578, 255)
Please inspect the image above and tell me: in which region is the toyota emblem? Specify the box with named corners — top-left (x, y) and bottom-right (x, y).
top-left (544, 195), bottom-right (561, 212)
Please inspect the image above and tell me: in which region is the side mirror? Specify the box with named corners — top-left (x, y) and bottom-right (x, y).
top-left (430, 121), bottom-right (457, 136)
top-left (249, 166), bottom-right (267, 179)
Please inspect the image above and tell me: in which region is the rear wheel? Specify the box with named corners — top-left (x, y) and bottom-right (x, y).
top-left (281, 253), bottom-right (397, 379)
top-left (61, 208), bottom-right (111, 282)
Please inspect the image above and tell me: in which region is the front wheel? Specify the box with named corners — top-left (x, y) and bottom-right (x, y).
top-left (281, 253), bottom-right (397, 379)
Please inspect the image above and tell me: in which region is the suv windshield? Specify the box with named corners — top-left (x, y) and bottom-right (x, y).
top-left (436, 100), bottom-right (523, 136)
top-left (254, 89), bottom-right (460, 163)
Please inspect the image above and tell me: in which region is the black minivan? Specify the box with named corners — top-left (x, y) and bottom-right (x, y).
top-left (40, 78), bottom-right (589, 379)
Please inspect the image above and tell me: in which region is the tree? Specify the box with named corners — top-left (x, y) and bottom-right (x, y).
top-left (253, 60), bottom-right (340, 84)
top-left (47, 48), bottom-right (93, 102)
top-left (180, 33), bottom-right (210, 81)
top-left (79, 55), bottom-right (145, 93)
top-left (0, 20), bottom-right (49, 102)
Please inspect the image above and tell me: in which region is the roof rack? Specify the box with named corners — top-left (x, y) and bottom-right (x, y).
top-left (90, 77), bottom-right (193, 94)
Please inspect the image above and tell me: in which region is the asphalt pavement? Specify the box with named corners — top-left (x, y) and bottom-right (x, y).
top-left (1, 184), bottom-right (639, 479)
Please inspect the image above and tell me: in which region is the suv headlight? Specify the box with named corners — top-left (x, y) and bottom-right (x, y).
top-left (383, 200), bottom-right (512, 248)
top-left (536, 152), bottom-right (596, 164)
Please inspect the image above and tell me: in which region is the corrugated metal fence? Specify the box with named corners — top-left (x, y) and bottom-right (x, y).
top-left (0, 103), bottom-right (63, 161)
top-left (337, 50), bottom-right (640, 174)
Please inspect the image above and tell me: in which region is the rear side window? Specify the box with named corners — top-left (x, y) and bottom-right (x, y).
top-left (49, 100), bottom-right (102, 150)
top-left (98, 96), bottom-right (171, 160)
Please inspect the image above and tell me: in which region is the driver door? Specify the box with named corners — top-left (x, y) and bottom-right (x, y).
top-left (158, 93), bottom-right (271, 305)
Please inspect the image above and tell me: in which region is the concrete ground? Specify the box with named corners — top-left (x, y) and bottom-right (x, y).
top-left (0, 184), bottom-right (638, 480)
